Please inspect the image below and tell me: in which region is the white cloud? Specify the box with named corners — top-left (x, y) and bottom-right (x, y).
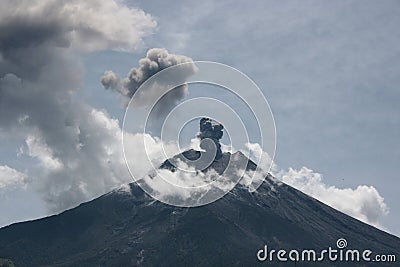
top-left (0, 0), bottom-right (156, 52)
top-left (26, 133), bottom-right (63, 171)
top-left (139, 166), bottom-right (240, 206)
top-left (67, 0), bottom-right (157, 52)
top-left (0, 165), bottom-right (27, 189)
top-left (241, 142), bottom-right (276, 172)
top-left (275, 166), bottom-right (388, 229)
top-left (123, 132), bottom-right (180, 179)
top-left (34, 107), bottom-right (131, 211)
top-left (241, 143), bottom-right (389, 229)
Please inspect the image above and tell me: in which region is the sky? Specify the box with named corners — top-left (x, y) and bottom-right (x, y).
top-left (0, 0), bottom-right (399, 236)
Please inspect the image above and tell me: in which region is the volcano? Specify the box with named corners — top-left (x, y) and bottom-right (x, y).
top-left (0, 119), bottom-right (399, 266)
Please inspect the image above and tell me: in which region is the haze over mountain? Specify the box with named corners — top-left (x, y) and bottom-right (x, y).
top-left (0, 119), bottom-right (398, 266)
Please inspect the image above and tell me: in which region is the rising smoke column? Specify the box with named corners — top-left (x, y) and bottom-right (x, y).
top-left (197, 118), bottom-right (224, 160)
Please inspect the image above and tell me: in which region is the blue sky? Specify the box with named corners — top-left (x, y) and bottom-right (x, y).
top-left (0, 0), bottom-right (399, 236)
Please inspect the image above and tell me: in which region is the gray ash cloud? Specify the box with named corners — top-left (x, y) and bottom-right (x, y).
top-left (101, 48), bottom-right (197, 117)
top-left (0, 0), bottom-right (156, 212)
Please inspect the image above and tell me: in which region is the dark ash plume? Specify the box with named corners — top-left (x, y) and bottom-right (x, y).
top-left (198, 118), bottom-right (224, 160)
